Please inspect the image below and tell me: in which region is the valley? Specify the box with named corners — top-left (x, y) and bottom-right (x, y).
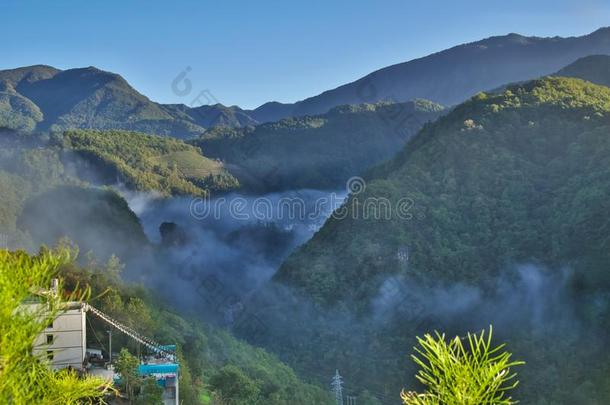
top-left (3, 20), bottom-right (610, 404)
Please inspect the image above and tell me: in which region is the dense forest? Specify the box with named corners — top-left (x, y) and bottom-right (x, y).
top-left (1, 245), bottom-right (335, 404)
top-left (0, 128), bottom-right (237, 253)
top-left (193, 100), bottom-right (444, 191)
top-left (58, 246), bottom-right (334, 404)
top-left (267, 76), bottom-right (610, 403)
top-left (58, 129), bottom-right (238, 196)
top-left (279, 76), bottom-right (610, 302)
top-left (0, 131), bottom-right (336, 403)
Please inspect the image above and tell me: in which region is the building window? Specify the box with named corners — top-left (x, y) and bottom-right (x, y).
top-left (47, 350), bottom-right (54, 361)
top-left (46, 319), bottom-right (54, 329)
top-left (46, 334), bottom-right (53, 344)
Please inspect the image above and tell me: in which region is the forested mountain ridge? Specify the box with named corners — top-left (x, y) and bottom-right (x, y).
top-left (57, 129), bottom-right (238, 196)
top-left (4, 28), bottom-right (610, 138)
top-left (556, 54), bottom-right (610, 87)
top-left (0, 131), bottom-right (335, 403)
top-left (0, 128), bottom-right (237, 253)
top-left (249, 27), bottom-right (610, 122)
top-left (250, 75), bottom-right (610, 404)
top-left (276, 76), bottom-right (610, 304)
top-left (0, 65), bottom-right (258, 138)
top-left (193, 100), bottom-right (444, 191)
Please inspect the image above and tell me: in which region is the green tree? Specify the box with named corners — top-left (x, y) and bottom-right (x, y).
top-left (0, 249), bottom-right (113, 404)
top-left (401, 327), bottom-right (524, 405)
top-left (209, 365), bottom-right (261, 405)
top-left (126, 297), bottom-right (156, 335)
top-left (115, 348), bottom-right (141, 403)
top-left (136, 376), bottom-right (164, 405)
top-left (359, 390), bottom-right (383, 405)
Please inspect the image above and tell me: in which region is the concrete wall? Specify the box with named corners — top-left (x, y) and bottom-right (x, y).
top-left (33, 304), bottom-right (86, 370)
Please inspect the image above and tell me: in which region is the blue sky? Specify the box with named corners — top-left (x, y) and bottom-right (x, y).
top-left (2, 0), bottom-right (609, 109)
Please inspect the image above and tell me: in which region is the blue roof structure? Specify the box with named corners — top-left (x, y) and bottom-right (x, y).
top-left (138, 363), bottom-right (179, 375)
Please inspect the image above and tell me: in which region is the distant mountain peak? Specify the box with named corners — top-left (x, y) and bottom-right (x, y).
top-left (250, 26), bottom-right (610, 122)
top-left (0, 64), bottom-right (259, 137)
top-left (589, 26), bottom-right (610, 36)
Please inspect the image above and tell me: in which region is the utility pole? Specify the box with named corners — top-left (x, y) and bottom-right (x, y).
top-left (331, 370), bottom-right (344, 405)
top-left (107, 330), bottom-right (112, 363)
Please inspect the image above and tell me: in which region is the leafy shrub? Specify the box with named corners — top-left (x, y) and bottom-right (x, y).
top-left (0, 249), bottom-right (114, 403)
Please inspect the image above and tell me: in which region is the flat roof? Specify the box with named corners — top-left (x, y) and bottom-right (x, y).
top-left (138, 363), bottom-right (179, 375)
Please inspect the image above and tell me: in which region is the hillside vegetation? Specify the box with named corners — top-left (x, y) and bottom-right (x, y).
top-left (266, 77), bottom-right (610, 404)
top-left (55, 246), bottom-right (334, 405)
top-left (194, 100), bottom-right (444, 191)
top-left (18, 186), bottom-right (149, 260)
top-left (556, 54), bottom-right (610, 87)
top-left (278, 76), bottom-right (610, 302)
top-left (0, 65), bottom-right (259, 138)
top-left (0, 128), bottom-right (237, 256)
top-left (0, 245), bottom-right (334, 405)
top-left (0, 130), bottom-right (81, 248)
top-left (58, 129), bottom-right (238, 196)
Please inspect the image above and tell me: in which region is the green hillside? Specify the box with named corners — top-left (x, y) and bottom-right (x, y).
top-left (277, 76), bottom-right (610, 303)
top-left (53, 249), bottom-right (334, 405)
top-left (0, 130), bottom-right (80, 248)
top-left (0, 90), bottom-right (43, 131)
top-left (18, 186), bottom-right (150, 260)
top-left (194, 100), bottom-right (444, 191)
top-left (556, 54), bottom-right (610, 87)
top-left (0, 132), bottom-right (151, 257)
top-left (0, 128), bottom-right (238, 254)
top-left (259, 77), bottom-right (610, 404)
top-left (58, 129), bottom-right (238, 196)
top-left (0, 65), bottom-right (260, 138)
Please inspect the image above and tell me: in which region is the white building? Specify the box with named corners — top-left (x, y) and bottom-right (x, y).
top-left (33, 302), bottom-right (87, 370)
top-left (31, 295), bottom-right (179, 405)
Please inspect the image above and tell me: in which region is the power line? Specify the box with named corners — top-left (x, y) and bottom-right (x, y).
top-left (331, 369), bottom-right (344, 405)
top-left (83, 304), bottom-right (174, 359)
top-left (86, 315), bottom-right (107, 353)
top-left (290, 365), bottom-right (398, 405)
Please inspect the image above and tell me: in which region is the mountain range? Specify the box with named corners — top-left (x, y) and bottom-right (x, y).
top-left (4, 26), bottom-right (610, 405)
top-left (278, 72), bottom-right (610, 303)
top-left (193, 99), bottom-right (444, 191)
top-left (266, 58), bottom-right (610, 403)
top-left (249, 27), bottom-right (610, 122)
top-left (2, 27), bottom-right (610, 139)
top-left (0, 65), bottom-right (256, 137)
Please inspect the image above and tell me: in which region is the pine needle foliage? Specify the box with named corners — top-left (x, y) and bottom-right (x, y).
top-left (401, 326), bottom-right (524, 405)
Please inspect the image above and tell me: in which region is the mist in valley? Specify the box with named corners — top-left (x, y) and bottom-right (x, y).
top-left (115, 188), bottom-right (609, 403)
top-left (119, 188), bottom-right (347, 319)
top-left (13, 177), bottom-right (609, 402)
